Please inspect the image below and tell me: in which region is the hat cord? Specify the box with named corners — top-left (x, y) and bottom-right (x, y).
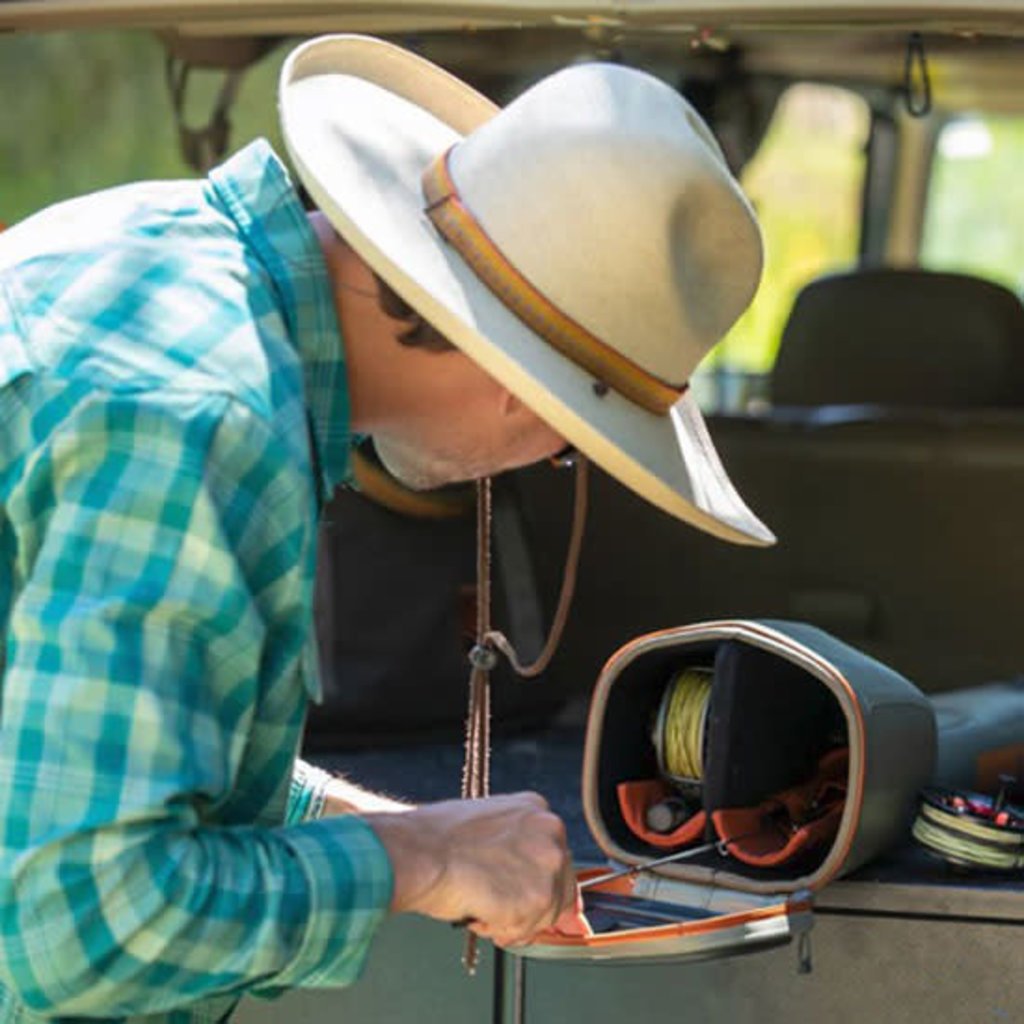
top-left (460, 455), bottom-right (589, 973)
top-left (483, 457), bottom-right (589, 679)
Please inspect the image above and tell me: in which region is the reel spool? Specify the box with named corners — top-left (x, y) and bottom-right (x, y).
top-left (647, 667), bottom-right (712, 832)
top-left (912, 782), bottom-right (1024, 872)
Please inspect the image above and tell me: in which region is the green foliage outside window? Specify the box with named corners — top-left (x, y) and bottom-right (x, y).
top-left (1, 40), bottom-right (872, 364)
top-left (921, 116), bottom-right (1024, 297)
top-left (705, 84), bottom-right (871, 379)
top-left (0, 32), bottom-right (288, 226)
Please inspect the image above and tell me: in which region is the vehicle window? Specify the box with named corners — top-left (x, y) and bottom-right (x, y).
top-left (3, 38), bottom-right (871, 409)
top-left (920, 115), bottom-right (1024, 297)
top-left (695, 83), bottom-right (870, 409)
top-left (0, 32), bottom-right (286, 227)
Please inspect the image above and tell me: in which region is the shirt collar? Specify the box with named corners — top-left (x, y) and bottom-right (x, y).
top-left (207, 138), bottom-right (351, 500)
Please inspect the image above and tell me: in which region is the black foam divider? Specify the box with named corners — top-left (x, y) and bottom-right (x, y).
top-left (703, 640), bottom-right (846, 811)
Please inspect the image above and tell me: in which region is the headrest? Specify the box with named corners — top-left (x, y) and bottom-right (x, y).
top-left (771, 268), bottom-right (1024, 408)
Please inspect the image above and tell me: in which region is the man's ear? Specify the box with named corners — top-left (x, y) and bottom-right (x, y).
top-left (498, 388), bottom-right (528, 420)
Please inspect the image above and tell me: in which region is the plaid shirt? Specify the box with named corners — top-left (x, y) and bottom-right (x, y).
top-left (0, 140), bottom-right (393, 1023)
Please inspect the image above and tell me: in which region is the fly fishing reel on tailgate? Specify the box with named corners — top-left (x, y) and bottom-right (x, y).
top-left (912, 778), bottom-right (1024, 873)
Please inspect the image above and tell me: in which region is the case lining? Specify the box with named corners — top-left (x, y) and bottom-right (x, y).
top-left (595, 638), bottom-right (849, 883)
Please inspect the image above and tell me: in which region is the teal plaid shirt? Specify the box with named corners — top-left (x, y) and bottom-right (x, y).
top-left (0, 140), bottom-right (393, 1022)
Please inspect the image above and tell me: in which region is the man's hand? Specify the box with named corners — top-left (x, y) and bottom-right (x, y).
top-left (364, 792), bottom-right (581, 948)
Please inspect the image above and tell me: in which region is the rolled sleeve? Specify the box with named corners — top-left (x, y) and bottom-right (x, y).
top-left (252, 816), bottom-right (393, 995)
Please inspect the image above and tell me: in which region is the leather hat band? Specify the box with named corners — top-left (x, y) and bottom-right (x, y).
top-left (422, 147), bottom-right (686, 416)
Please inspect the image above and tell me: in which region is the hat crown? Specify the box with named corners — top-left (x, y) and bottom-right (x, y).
top-left (446, 63), bottom-right (763, 385)
top-left (280, 35), bottom-right (773, 544)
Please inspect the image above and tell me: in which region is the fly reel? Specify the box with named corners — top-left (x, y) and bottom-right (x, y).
top-left (647, 667), bottom-right (712, 833)
top-left (912, 780), bottom-right (1024, 872)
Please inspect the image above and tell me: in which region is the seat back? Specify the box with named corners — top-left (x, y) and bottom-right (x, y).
top-left (507, 269), bottom-right (1024, 699)
top-left (772, 268), bottom-right (1024, 408)
top-left (512, 409), bottom-right (1024, 697)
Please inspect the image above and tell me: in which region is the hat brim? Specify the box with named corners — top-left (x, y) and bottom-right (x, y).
top-left (279, 35), bottom-right (774, 546)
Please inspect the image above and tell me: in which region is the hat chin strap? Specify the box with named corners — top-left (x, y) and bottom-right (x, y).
top-left (459, 455), bottom-right (589, 973)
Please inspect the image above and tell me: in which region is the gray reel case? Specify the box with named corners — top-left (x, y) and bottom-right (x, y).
top-left (521, 620), bottom-right (937, 964)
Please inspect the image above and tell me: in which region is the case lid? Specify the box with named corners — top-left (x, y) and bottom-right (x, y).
top-left (519, 869), bottom-right (813, 964)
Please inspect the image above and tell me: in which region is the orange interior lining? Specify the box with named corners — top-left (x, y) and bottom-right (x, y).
top-left (712, 748), bottom-right (849, 867)
top-left (616, 779), bottom-right (707, 848)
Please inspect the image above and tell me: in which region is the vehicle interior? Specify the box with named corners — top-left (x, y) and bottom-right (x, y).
top-left (1, 3), bottom-right (1023, 1021)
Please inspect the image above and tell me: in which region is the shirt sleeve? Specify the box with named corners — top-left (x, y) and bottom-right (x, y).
top-left (287, 758), bottom-right (336, 824)
top-left (0, 391), bottom-right (393, 1018)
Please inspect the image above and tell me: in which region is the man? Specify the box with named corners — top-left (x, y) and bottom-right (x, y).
top-left (0, 33), bottom-right (771, 1023)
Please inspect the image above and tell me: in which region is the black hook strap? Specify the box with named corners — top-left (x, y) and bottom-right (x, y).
top-left (165, 54), bottom-right (243, 173)
top-left (903, 32), bottom-right (932, 118)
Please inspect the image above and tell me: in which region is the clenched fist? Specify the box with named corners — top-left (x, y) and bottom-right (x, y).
top-left (364, 792), bottom-right (584, 947)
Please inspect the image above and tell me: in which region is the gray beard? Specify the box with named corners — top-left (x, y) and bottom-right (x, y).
top-left (372, 437), bottom-right (452, 491)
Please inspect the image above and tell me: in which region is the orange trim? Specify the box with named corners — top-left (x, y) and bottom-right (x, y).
top-left (591, 620), bottom-right (867, 891)
top-left (422, 148), bottom-right (686, 416)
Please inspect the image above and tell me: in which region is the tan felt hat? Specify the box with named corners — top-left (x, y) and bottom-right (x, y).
top-left (279, 35), bottom-right (774, 545)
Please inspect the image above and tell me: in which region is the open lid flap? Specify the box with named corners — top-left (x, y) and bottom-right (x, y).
top-left (519, 863), bottom-right (814, 963)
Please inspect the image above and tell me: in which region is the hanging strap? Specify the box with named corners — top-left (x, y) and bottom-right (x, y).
top-left (485, 457), bottom-right (589, 679)
top-left (460, 455), bottom-right (589, 973)
top-left (165, 54), bottom-right (244, 173)
top-left (491, 478), bottom-right (546, 666)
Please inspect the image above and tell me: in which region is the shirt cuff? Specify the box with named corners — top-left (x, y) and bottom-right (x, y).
top-left (250, 815), bottom-right (394, 995)
top-left (286, 758), bottom-right (335, 824)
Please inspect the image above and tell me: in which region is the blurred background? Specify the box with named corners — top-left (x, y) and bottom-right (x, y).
top-left (3, 32), bottom-right (1024, 397)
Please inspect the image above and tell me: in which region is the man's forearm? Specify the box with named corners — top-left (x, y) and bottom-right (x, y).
top-left (322, 774), bottom-right (415, 816)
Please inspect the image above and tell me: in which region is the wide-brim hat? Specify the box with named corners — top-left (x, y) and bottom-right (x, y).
top-left (279, 35), bottom-right (774, 546)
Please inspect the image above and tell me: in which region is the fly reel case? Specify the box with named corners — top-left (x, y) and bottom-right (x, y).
top-left (523, 620), bottom-right (937, 962)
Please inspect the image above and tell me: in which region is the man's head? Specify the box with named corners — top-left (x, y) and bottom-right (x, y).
top-left (283, 35), bottom-right (774, 545)
top-left (310, 212), bottom-right (565, 490)
top-left (371, 273), bottom-right (566, 488)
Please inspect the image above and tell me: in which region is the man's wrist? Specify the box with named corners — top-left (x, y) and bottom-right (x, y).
top-left (321, 777), bottom-right (415, 817)
top-left (361, 808), bottom-right (440, 915)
